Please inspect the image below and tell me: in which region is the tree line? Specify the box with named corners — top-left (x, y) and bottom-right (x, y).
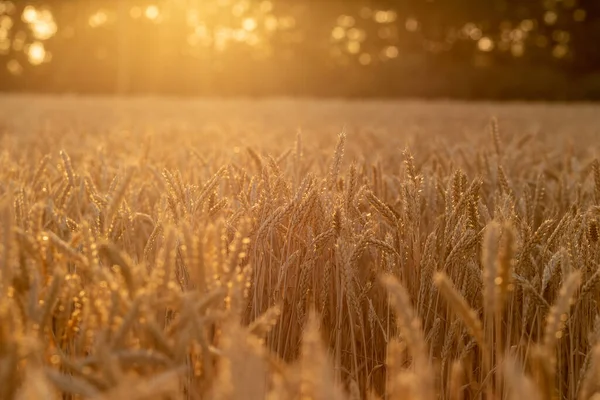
top-left (1, 0), bottom-right (599, 99)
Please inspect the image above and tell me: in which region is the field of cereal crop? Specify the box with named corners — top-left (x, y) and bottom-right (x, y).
top-left (1, 96), bottom-right (600, 399)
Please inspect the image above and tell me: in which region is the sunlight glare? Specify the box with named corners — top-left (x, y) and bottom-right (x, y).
top-left (242, 17), bottom-right (257, 31)
top-left (27, 41), bottom-right (46, 65)
top-left (22, 6), bottom-right (37, 23)
top-left (145, 5), bottom-right (160, 21)
top-left (31, 20), bottom-right (57, 40)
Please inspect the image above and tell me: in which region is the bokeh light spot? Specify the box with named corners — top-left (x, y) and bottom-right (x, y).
top-left (27, 41), bottom-right (46, 65)
top-left (520, 19), bottom-right (534, 31)
top-left (242, 18), bottom-right (257, 31)
top-left (331, 26), bottom-right (345, 41)
top-left (89, 10), bottom-right (108, 28)
top-left (359, 53), bottom-right (371, 65)
top-left (384, 45), bottom-right (398, 59)
top-left (145, 5), bottom-right (160, 21)
top-left (22, 6), bottom-right (37, 23)
top-left (337, 15), bottom-right (355, 28)
top-left (347, 41), bottom-right (360, 54)
top-left (478, 37), bottom-right (494, 52)
top-left (552, 44), bottom-right (568, 58)
top-left (405, 18), bottom-right (419, 32)
top-left (7, 58), bottom-right (22, 75)
top-left (544, 11), bottom-right (558, 25)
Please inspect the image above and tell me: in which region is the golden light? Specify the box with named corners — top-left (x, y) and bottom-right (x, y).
top-left (0, 40), bottom-right (9, 55)
top-left (331, 26), bottom-right (345, 40)
top-left (130, 7), bottom-right (143, 19)
top-left (22, 5), bottom-right (37, 23)
top-left (358, 53), bottom-right (372, 65)
top-left (478, 37), bottom-right (494, 52)
top-left (232, 2), bottom-right (249, 17)
top-left (470, 28), bottom-right (483, 41)
top-left (0, 15), bottom-right (13, 30)
top-left (7, 59), bottom-right (22, 75)
top-left (359, 7), bottom-right (372, 19)
top-left (337, 15), bottom-right (355, 28)
top-left (374, 11), bottom-right (386, 23)
top-left (520, 19), bottom-right (534, 31)
top-left (0, 26), bottom-right (7, 41)
top-left (234, 29), bottom-right (248, 41)
top-left (186, 10), bottom-right (200, 26)
top-left (246, 33), bottom-right (259, 46)
top-left (21, 6), bottom-right (58, 40)
top-left (12, 30), bottom-right (26, 51)
top-left (552, 44), bottom-right (568, 58)
top-left (242, 17), bottom-right (257, 31)
top-left (187, 33), bottom-right (199, 47)
top-left (278, 16), bottom-right (295, 29)
top-left (260, 1), bottom-right (273, 13)
top-left (214, 26), bottom-right (233, 51)
top-left (384, 45), bottom-right (398, 59)
top-left (145, 5), bottom-right (160, 21)
top-left (544, 11), bottom-right (557, 25)
top-left (89, 10), bottom-right (109, 28)
top-left (0, 1), bottom-right (15, 16)
top-left (510, 29), bottom-right (524, 41)
top-left (405, 18), bottom-right (419, 32)
top-left (511, 43), bottom-right (524, 57)
top-left (378, 26), bottom-right (392, 39)
top-left (264, 15), bottom-right (278, 31)
top-left (386, 11), bottom-right (397, 23)
top-left (375, 10), bottom-right (397, 24)
top-left (31, 20), bottom-right (57, 40)
top-left (195, 25), bottom-right (208, 37)
top-left (553, 30), bottom-right (570, 43)
top-left (347, 28), bottom-right (365, 42)
top-left (61, 26), bottom-right (75, 39)
top-left (347, 41), bottom-right (360, 54)
top-left (27, 41), bottom-right (46, 65)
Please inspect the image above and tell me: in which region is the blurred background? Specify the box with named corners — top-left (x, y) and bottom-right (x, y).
top-left (0, 0), bottom-right (599, 100)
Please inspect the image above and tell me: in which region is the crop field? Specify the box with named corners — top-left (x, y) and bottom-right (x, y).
top-left (1, 96), bottom-right (600, 399)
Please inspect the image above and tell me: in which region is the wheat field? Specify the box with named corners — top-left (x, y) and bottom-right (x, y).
top-left (1, 96), bottom-right (600, 400)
